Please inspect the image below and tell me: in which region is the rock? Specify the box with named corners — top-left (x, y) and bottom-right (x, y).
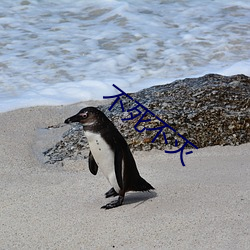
top-left (43, 74), bottom-right (250, 164)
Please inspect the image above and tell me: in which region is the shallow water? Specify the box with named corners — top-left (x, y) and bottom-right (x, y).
top-left (0, 0), bottom-right (249, 112)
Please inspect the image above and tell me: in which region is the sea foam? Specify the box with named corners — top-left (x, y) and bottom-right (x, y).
top-left (0, 0), bottom-right (249, 112)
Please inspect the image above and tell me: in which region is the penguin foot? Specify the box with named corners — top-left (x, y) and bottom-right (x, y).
top-left (101, 196), bottom-right (124, 209)
top-left (105, 187), bottom-right (118, 198)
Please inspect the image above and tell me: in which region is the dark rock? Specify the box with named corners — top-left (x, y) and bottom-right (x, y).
top-left (43, 74), bottom-right (250, 164)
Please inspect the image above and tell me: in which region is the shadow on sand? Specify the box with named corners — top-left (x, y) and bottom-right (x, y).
top-left (122, 190), bottom-right (157, 208)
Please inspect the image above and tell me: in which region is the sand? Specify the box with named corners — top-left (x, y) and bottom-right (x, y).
top-left (0, 102), bottom-right (249, 250)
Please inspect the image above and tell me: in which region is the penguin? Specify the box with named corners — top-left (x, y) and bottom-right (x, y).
top-left (65, 106), bottom-right (154, 209)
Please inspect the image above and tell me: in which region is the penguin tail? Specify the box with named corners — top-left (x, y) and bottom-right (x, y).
top-left (131, 176), bottom-right (154, 192)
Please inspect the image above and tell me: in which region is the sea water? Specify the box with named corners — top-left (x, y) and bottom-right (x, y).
top-left (0, 0), bottom-right (249, 112)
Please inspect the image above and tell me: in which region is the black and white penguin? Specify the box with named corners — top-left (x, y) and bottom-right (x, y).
top-left (65, 107), bottom-right (154, 209)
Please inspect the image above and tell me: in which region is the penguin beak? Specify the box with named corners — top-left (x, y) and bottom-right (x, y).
top-left (64, 114), bottom-right (81, 124)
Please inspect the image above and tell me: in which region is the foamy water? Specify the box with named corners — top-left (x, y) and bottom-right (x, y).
top-left (0, 0), bottom-right (249, 112)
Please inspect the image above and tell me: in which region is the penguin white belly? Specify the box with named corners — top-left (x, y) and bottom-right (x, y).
top-left (85, 131), bottom-right (120, 193)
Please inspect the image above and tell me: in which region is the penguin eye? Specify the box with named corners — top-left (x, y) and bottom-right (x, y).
top-left (79, 112), bottom-right (88, 119)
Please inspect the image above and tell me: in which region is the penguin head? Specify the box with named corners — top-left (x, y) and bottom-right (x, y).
top-left (65, 107), bottom-right (108, 129)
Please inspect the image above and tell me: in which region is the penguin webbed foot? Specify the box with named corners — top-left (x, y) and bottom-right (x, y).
top-left (101, 196), bottom-right (124, 209)
top-left (105, 187), bottom-right (118, 198)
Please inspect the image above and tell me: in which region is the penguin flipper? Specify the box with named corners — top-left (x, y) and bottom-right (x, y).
top-left (114, 146), bottom-right (124, 190)
top-left (88, 151), bottom-right (98, 175)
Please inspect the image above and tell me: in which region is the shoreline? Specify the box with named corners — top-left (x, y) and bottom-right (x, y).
top-left (0, 102), bottom-right (249, 249)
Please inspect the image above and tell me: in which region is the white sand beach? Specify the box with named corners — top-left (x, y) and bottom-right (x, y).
top-left (0, 102), bottom-right (249, 249)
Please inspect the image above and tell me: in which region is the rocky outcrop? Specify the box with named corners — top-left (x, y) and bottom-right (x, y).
top-left (44, 74), bottom-right (250, 163)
